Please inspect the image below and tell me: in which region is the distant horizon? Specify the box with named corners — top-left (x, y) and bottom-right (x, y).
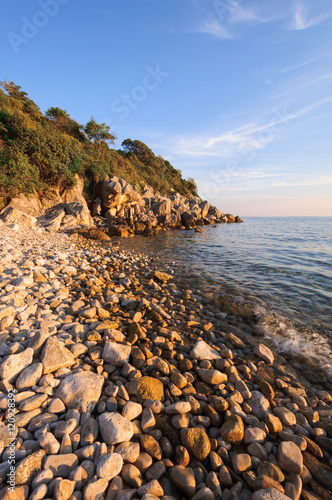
top-left (2, 1), bottom-right (332, 216)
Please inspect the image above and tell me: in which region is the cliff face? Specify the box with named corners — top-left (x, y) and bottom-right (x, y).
top-left (0, 175), bottom-right (242, 237)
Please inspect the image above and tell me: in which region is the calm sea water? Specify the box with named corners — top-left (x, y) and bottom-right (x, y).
top-left (113, 217), bottom-right (332, 375)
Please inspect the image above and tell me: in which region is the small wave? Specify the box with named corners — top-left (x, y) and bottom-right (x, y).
top-left (253, 307), bottom-right (332, 378)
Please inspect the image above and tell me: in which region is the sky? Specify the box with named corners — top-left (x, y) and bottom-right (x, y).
top-left (1, 0), bottom-right (332, 216)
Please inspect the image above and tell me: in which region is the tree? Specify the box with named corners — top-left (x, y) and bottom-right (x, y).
top-left (121, 139), bottom-right (154, 166)
top-left (84, 117), bottom-right (116, 160)
top-left (46, 107), bottom-right (85, 142)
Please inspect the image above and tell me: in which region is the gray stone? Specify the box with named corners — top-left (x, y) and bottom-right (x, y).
top-left (0, 348), bottom-right (34, 384)
top-left (248, 390), bottom-right (271, 419)
top-left (190, 341), bottom-right (220, 361)
top-left (56, 371), bottom-right (104, 413)
top-left (102, 341), bottom-right (131, 366)
top-left (41, 337), bottom-right (75, 374)
top-left (99, 412), bottom-right (134, 445)
top-left (252, 488), bottom-right (290, 500)
top-left (16, 363), bottom-right (43, 389)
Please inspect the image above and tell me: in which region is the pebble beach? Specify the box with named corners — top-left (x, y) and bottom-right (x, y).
top-left (0, 222), bottom-right (331, 500)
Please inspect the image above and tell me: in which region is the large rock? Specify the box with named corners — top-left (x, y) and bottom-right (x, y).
top-left (56, 371), bottom-right (104, 412)
top-left (6, 193), bottom-right (41, 216)
top-left (199, 200), bottom-right (210, 217)
top-left (61, 174), bottom-right (86, 203)
top-left (102, 341), bottom-right (131, 366)
top-left (101, 177), bottom-right (141, 212)
top-left (41, 337), bottom-right (75, 374)
top-left (152, 199), bottom-right (171, 216)
top-left (38, 206), bottom-right (65, 232)
top-left (190, 341), bottom-right (220, 361)
top-left (0, 348), bottom-right (34, 384)
top-left (99, 412), bottom-right (134, 445)
top-left (0, 206), bottom-right (36, 227)
top-left (64, 201), bottom-right (93, 226)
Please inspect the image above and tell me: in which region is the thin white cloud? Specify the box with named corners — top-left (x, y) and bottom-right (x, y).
top-left (288, 2), bottom-right (330, 31)
top-left (195, 19), bottom-right (233, 39)
top-left (189, 0), bottom-right (331, 39)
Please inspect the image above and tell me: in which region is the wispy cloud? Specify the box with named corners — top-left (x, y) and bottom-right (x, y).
top-left (195, 19), bottom-right (233, 39)
top-left (288, 2), bottom-right (330, 31)
top-left (189, 0), bottom-right (331, 39)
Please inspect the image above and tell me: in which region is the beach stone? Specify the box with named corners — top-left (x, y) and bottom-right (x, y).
top-left (257, 462), bottom-right (285, 482)
top-left (56, 371), bottom-right (104, 412)
top-left (0, 486), bottom-right (29, 500)
top-left (115, 442), bottom-right (140, 463)
top-left (197, 368), bottom-right (227, 385)
top-left (83, 477), bottom-right (109, 500)
top-left (265, 413), bottom-right (283, 433)
top-left (136, 376), bottom-right (164, 403)
top-left (102, 341), bottom-right (131, 365)
top-left (181, 427), bottom-right (211, 461)
top-left (220, 414), bottom-right (244, 444)
top-left (15, 449), bottom-right (45, 485)
top-left (274, 407), bottom-right (296, 426)
top-left (16, 362), bottom-right (43, 389)
top-left (254, 344), bottom-right (274, 365)
top-left (96, 452), bottom-right (123, 479)
top-left (165, 402), bottom-right (191, 414)
top-left (138, 479), bottom-right (164, 497)
top-left (244, 427), bottom-right (267, 444)
top-left (191, 487), bottom-right (215, 500)
top-left (170, 465), bottom-right (196, 498)
top-left (278, 441), bottom-right (303, 474)
top-left (53, 478), bottom-right (75, 500)
top-left (122, 401), bottom-right (143, 420)
top-left (231, 453), bottom-right (251, 474)
top-left (248, 391), bottom-right (271, 419)
top-left (190, 340), bottom-right (220, 361)
top-left (99, 412), bottom-right (134, 445)
top-left (39, 431), bottom-right (60, 454)
top-left (253, 488), bottom-right (290, 500)
top-left (303, 451), bottom-right (332, 490)
top-left (140, 434), bottom-right (162, 460)
top-left (259, 380), bottom-right (275, 400)
top-left (121, 463), bottom-right (142, 488)
top-left (41, 337), bottom-right (74, 374)
top-left (43, 454), bottom-right (79, 477)
top-left (0, 347), bottom-right (33, 383)
top-left (247, 442), bottom-right (268, 461)
top-left (0, 424), bottom-right (18, 446)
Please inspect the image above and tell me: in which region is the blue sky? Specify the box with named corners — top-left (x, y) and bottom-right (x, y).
top-left (1, 0), bottom-right (332, 216)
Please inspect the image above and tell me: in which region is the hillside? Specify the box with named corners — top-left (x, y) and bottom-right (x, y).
top-left (0, 81), bottom-right (198, 208)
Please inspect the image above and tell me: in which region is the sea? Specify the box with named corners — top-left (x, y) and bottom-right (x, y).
top-left (113, 217), bottom-right (332, 378)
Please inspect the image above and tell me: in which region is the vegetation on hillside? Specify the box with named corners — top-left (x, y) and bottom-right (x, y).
top-left (0, 81), bottom-right (198, 203)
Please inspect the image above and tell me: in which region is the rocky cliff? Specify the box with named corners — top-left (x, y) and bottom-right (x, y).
top-left (0, 175), bottom-right (242, 238)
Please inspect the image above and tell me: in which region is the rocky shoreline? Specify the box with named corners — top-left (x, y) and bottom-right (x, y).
top-left (0, 223), bottom-right (331, 500)
top-left (0, 175), bottom-right (242, 239)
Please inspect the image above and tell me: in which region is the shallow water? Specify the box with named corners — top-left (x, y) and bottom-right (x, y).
top-left (112, 217), bottom-right (332, 375)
